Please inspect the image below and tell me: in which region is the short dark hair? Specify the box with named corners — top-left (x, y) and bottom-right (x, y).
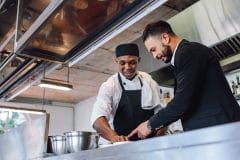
top-left (142, 20), bottom-right (175, 42)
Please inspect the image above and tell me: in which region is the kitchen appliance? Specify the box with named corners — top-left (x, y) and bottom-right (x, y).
top-left (50, 135), bottom-right (68, 155)
top-left (0, 0), bottom-right (169, 101)
top-left (64, 131), bottom-right (99, 153)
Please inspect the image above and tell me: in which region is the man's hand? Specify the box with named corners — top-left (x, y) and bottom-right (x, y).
top-left (110, 135), bottom-right (128, 143)
top-left (94, 116), bottom-right (129, 143)
top-left (128, 121), bottom-right (152, 139)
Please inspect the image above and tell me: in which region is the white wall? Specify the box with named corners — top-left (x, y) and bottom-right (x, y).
top-left (135, 38), bottom-right (167, 73)
top-left (0, 102), bottom-right (74, 136)
top-left (74, 96), bottom-right (96, 132)
top-left (44, 105), bottom-right (74, 135)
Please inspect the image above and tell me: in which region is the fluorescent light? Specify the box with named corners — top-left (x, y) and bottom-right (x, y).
top-left (39, 79), bottom-right (73, 91)
top-left (0, 108), bottom-right (45, 115)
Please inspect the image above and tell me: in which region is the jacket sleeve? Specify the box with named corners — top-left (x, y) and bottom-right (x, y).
top-left (149, 44), bottom-right (209, 129)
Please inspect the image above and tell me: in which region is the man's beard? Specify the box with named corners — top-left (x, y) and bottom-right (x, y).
top-left (162, 44), bottom-right (173, 63)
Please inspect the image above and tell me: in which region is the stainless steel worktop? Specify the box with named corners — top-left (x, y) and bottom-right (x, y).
top-left (44, 122), bottom-right (240, 160)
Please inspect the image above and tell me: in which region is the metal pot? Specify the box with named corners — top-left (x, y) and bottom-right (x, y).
top-left (64, 131), bottom-right (99, 153)
top-left (50, 135), bottom-right (68, 155)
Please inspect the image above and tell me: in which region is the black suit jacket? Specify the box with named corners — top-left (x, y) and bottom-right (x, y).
top-left (149, 40), bottom-right (240, 131)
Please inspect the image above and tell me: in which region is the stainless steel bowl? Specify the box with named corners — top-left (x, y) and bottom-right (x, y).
top-left (50, 135), bottom-right (68, 155)
top-left (64, 131), bottom-right (99, 153)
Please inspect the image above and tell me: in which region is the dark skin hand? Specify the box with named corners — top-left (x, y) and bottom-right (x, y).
top-left (93, 116), bottom-right (129, 143)
top-left (155, 127), bottom-right (167, 136)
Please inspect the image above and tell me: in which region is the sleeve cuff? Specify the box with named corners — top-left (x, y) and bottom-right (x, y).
top-left (149, 114), bottom-right (164, 131)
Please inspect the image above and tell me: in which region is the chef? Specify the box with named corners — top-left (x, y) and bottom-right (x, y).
top-left (91, 43), bottom-right (167, 143)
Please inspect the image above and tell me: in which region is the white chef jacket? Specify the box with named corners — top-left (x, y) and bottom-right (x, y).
top-left (91, 71), bottom-right (164, 127)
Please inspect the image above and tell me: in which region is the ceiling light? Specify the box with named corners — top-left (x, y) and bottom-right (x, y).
top-left (39, 65), bottom-right (73, 91)
top-left (39, 79), bottom-right (73, 91)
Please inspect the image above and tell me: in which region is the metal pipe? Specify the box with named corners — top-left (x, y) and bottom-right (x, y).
top-left (5, 63), bottom-right (61, 101)
top-left (0, 53), bottom-right (16, 71)
top-left (0, 31), bottom-right (15, 52)
top-left (0, 58), bottom-right (35, 90)
top-left (14, 0), bottom-right (24, 51)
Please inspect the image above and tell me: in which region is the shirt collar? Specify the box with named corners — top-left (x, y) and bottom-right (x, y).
top-left (170, 40), bottom-right (182, 66)
top-left (119, 72), bottom-right (139, 82)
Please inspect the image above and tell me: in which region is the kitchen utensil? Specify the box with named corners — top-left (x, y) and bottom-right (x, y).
top-left (64, 131), bottom-right (99, 153)
top-left (50, 135), bottom-right (68, 155)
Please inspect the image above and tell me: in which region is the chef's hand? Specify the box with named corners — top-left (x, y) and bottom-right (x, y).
top-left (110, 135), bottom-right (129, 143)
top-left (128, 121), bottom-right (152, 140)
top-left (155, 127), bottom-right (167, 136)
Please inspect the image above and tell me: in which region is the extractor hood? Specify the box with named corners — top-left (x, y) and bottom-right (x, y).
top-left (14, 0), bottom-right (168, 64)
top-left (0, 0), bottom-right (169, 100)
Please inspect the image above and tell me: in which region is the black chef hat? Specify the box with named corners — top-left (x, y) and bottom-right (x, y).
top-left (115, 43), bottom-right (139, 57)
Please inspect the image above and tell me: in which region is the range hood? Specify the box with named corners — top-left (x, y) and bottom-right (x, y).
top-left (0, 0), bottom-right (169, 100)
top-left (149, 0), bottom-right (240, 86)
top-left (15, 0), bottom-right (168, 64)
top-left (168, 0), bottom-right (240, 61)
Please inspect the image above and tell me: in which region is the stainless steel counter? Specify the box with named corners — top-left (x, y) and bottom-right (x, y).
top-left (44, 122), bottom-right (240, 160)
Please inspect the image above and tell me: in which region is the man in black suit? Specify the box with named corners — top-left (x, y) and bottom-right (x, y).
top-left (128, 20), bottom-right (240, 139)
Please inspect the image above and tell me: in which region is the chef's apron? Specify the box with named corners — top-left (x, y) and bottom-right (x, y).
top-left (113, 73), bottom-right (154, 140)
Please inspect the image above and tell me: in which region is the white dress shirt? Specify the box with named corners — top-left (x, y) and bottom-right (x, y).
top-left (169, 39), bottom-right (184, 132)
top-left (171, 39), bottom-right (182, 66)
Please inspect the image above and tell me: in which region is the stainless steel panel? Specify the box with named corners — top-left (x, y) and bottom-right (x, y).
top-left (1, 0), bottom-right (168, 100)
top-left (69, 0), bottom-right (168, 66)
top-left (44, 122), bottom-right (240, 160)
top-left (168, 0), bottom-right (240, 46)
top-left (0, 0), bottom-right (17, 45)
top-left (11, 0), bottom-right (169, 63)
top-left (23, 0), bottom-right (136, 56)
top-left (16, 0), bottom-right (64, 52)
